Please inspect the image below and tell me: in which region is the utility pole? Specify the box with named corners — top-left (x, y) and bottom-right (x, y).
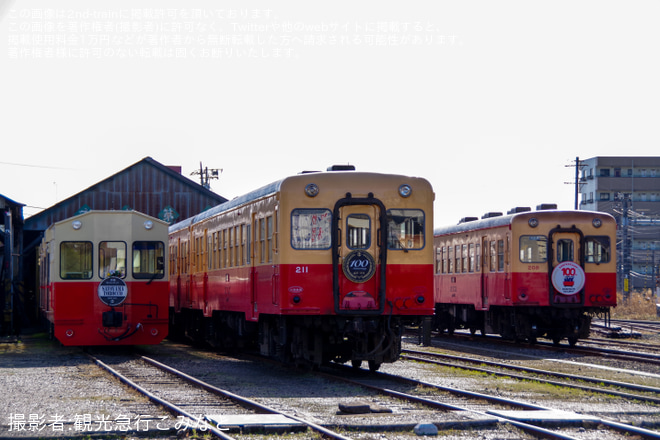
top-left (190, 162), bottom-right (222, 190)
top-left (621, 194), bottom-right (632, 300)
top-left (564, 157), bottom-right (586, 210)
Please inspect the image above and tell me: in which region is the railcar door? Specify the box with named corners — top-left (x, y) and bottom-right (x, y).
top-left (549, 227), bottom-right (585, 305)
top-left (480, 236), bottom-right (489, 309)
top-left (333, 196), bottom-right (386, 314)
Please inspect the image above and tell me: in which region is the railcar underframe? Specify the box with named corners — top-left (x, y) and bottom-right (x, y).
top-left (170, 307), bottom-right (410, 370)
top-left (433, 303), bottom-right (611, 346)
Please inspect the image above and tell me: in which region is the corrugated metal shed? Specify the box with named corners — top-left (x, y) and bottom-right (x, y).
top-left (25, 156), bottom-right (227, 232)
top-left (19, 157), bottom-right (227, 329)
top-left (1, 194), bottom-right (25, 338)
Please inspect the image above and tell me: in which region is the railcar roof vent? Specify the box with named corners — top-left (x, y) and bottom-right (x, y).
top-left (536, 203), bottom-right (558, 210)
top-left (507, 206), bottom-right (531, 214)
top-left (327, 164), bottom-right (356, 171)
top-left (458, 217), bottom-right (478, 224)
top-left (481, 212), bottom-right (502, 219)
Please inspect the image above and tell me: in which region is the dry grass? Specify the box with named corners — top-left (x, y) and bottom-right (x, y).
top-left (611, 289), bottom-right (660, 320)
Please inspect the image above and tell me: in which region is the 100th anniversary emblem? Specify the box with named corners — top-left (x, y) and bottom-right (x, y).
top-left (342, 250), bottom-right (376, 283)
top-left (98, 277), bottom-right (128, 306)
top-left (551, 261), bottom-right (585, 295)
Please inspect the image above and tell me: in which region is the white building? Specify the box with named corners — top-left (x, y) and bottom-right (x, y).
top-left (580, 156), bottom-right (660, 293)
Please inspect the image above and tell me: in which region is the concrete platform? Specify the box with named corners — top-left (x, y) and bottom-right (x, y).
top-left (487, 409), bottom-right (600, 424)
top-left (206, 414), bottom-right (305, 432)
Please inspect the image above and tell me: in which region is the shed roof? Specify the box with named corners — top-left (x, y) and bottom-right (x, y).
top-left (25, 157), bottom-right (227, 231)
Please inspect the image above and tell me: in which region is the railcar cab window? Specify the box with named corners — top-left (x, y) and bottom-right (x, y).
top-left (291, 208), bottom-right (332, 250)
top-left (132, 241), bottom-right (165, 279)
top-left (347, 214), bottom-right (370, 249)
top-left (386, 209), bottom-right (424, 250)
top-left (519, 235), bottom-right (547, 263)
top-left (99, 241), bottom-right (127, 278)
top-left (60, 241), bottom-right (93, 279)
top-left (557, 239), bottom-right (574, 262)
top-left (585, 236), bottom-right (611, 263)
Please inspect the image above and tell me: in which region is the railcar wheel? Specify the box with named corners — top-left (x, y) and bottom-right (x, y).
top-left (568, 336), bottom-right (578, 347)
top-left (368, 360), bottom-right (381, 372)
top-left (552, 336), bottom-right (562, 346)
top-left (351, 360), bottom-right (362, 369)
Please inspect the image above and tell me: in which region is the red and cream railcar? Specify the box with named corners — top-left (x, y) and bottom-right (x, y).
top-left (39, 211), bottom-right (169, 346)
top-left (433, 206), bottom-right (616, 345)
top-left (169, 166), bottom-right (435, 369)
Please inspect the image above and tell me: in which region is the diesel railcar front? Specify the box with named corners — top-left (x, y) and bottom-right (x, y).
top-left (169, 166), bottom-right (435, 370)
top-left (433, 207), bottom-right (617, 345)
top-left (39, 211), bottom-right (169, 346)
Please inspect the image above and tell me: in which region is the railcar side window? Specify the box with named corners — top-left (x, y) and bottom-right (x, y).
top-left (489, 241), bottom-right (497, 271)
top-left (347, 214), bottom-right (370, 249)
top-left (519, 235), bottom-right (547, 263)
top-left (585, 236), bottom-right (611, 263)
top-left (132, 241), bottom-right (165, 279)
top-left (462, 244), bottom-right (468, 273)
top-left (475, 243), bottom-right (481, 272)
top-left (291, 209), bottom-right (332, 250)
top-left (170, 244), bottom-right (177, 275)
top-left (386, 209), bottom-right (425, 250)
top-left (99, 241), bottom-right (127, 278)
top-left (267, 216), bottom-right (274, 262)
top-left (455, 245), bottom-right (461, 272)
top-left (60, 241), bottom-right (93, 279)
top-left (448, 245), bottom-right (453, 273)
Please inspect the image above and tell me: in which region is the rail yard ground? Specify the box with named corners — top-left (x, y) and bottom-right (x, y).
top-left (2, 295), bottom-right (659, 440)
top-left (0, 331), bottom-right (180, 439)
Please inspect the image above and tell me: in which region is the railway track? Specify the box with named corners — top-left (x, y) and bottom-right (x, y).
top-left (401, 348), bottom-right (660, 405)
top-left (430, 329), bottom-right (660, 366)
top-left (83, 338), bottom-right (660, 439)
top-left (323, 363), bottom-right (660, 440)
top-left (593, 318), bottom-right (660, 337)
top-left (87, 351), bottom-right (351, 439)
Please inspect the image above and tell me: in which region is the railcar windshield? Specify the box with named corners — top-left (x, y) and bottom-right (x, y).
top-left (99, 241), bottom-right (126, 278)
top-left (585, 236), bottom-right (611, 263)
top-left (291, 208), bottom-right (332, 249)
top-left (132, 241), bottom-right (165, 279)
top-left (519, 235), bottom-right (547, 263)
top-left (386, 209), bottom-right (425, 250)
top-left (60, 242), bottom-right (93, 279)
top-left (347, 214), bottom-right (370, 249)
top-left (557, 239), bottom-right (574, 262)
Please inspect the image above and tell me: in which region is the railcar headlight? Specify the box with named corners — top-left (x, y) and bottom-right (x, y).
top-left (305, 183), bottom-right (319, 197)
top-left (398, 184), bottom-right (412, 198)
top-left (144, 220), bottom-right (154, 230)
top-left (592, 218), bottom-right (602, 228)
top-left (72, 220), bottom-right (82, 230)
top-left (528, 218), bottom-right (539, 228)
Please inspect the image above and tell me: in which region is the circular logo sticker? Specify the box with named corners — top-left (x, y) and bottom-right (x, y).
top-left (97, 277), bottom-right (128, 306)
top-left (342, 250), bottom-right (376, 283)
top-left (551, 261), bottom-right (585, 295)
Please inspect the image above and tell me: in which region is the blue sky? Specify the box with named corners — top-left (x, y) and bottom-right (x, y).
top-left (1, 0), bottom-right (659, 225)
